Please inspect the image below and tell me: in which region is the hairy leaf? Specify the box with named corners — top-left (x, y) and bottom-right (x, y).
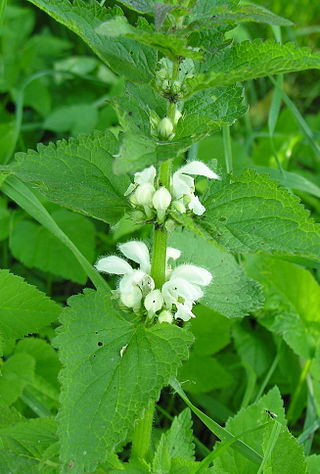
top-left (245, 256), bottom-right (320, 359)
top-left (0, 269), bottom-right (61, 341)
top-left (262, 429), bottom-right (307, 474)
top-left (202, 171), bottom-right (320, 262)
top-left (10, 209), bottom-right (95, 284)
top-left (9, 131), bottom-right (129, 224)
top-left (213, 387), bottom-right (286, 473)
top-left (169, 230), bottom-right (263, 318)
top-left (55, 289), bottom-right (193, 472)
top-left (26, 0), bottom-right (157, 83)
top-left (186, 41), bottom-right (320, 96)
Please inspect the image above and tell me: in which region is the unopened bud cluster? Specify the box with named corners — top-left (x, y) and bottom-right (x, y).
top-left (125, 161), bottom-right (220, 222)
top-left (95, 241), bottom-right (212, 323)
top-left (155, 58), bottom-right (194, 101)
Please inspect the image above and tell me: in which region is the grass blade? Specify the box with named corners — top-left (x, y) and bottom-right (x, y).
top-left (1, 175), bottom-right (108, 291)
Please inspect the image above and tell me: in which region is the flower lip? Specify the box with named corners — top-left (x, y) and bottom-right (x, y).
top-left (95, 255), bottom-right (132, 275)
top-left (118, 241), bottom-right (151, 273)
top-left (177, 161), bottom-right (221, 180)
top-left (170, 264), bottom-right (212, 286)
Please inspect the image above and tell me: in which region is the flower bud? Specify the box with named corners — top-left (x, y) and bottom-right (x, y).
top-left (144, 289), bottom-right (164, 317)
top-left (172, 199), bottom-right (186, 214)
top-left (152, 186), bottom-right (172, 221)
top-left (158, 310), bottom-right (173, 324)
top-left (157, 117), bottom-right (174, 140)
top-left (120, 286), bottom-right (142, 310)
top-left (134, 183), bottom-right (155, 206)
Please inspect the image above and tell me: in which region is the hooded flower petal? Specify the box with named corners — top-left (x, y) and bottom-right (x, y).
top-left (171, 264), bottom-right (212, 287)
top-left (178, 161), bottom-right (221, 180)
top-left (167, 247), bottom-right (181, 262)
top-left (162, 277), bottom-right (203, 307)
top-left (119, 241), bottom-right (151, 273)
top-left (188, 195), bottom-right (206, 215)
top-left (119, 269), bottom-right (146, 294)
top-left (134, 166), bottom-right (156, 185)
top-left (172, 172), bottom-right (194, 199)
top-left (95, 256), bottom-right (132, 275)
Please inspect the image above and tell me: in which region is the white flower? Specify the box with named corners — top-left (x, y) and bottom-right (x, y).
top-left (162, 263), bottom-right (212, 321)
top-left (95, 241), bottom-right (154, 310)
top-left (157, 117), bottom-right (174, 139)
top-left (172, 161), bottom-right (221, 216)
top-left (175, 301), bottom-right (196, 322)
top-left (125, 166), bottom-right (156, 208)
top-left (152, 186), bottom-right (172, 221)
top-left (144, 289), bottom-right (164, 317)
top-left (158, 310), bottom-right (174, 324)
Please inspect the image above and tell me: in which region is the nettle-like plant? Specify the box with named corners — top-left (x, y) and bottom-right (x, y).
top-left (1, 0), bottom-right (320, 472)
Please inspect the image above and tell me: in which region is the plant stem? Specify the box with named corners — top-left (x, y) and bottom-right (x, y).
top-left (131, 400), bottom-right (155, 462)
top-left (287, 358), bottom-right (312, 422)
top-left (223, 125), bottom-right (233, 174)
top-left (131, 160), bottom-right (172, 460)
top-left (151, 159), bottom-right (171, 288)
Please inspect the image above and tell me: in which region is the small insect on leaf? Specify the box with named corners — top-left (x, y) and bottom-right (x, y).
top-left (120, 344), bottom-right (128, 358)
top-left (265, 409), bottom-right (278, 419)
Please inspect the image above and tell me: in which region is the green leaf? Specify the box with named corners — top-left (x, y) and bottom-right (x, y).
top-left (9, 130), bottom-right (129, 224)
top-left (0, 354), bottom-right (35, 407)
top-left (169, 229), bottom-right (263, 318)
top-left (232, 320), bottom-right (276, 378)
top-left (179, 353), bottom-right (232, 393)
top-left (0, 269), bottom-right (61, 341)
top-left (256, 167), bottom-right (320, 199)
top-left (202, 171), bottom-right (320, 262)
top-left (213, 387), bottom-right (286, 473)
top-left (184, 85), bottom-right (247, 126)
top-left (245, 256), bottom-right (320, 359)
top-left (1, 176), bottom-right (107, 291)
top-left (0, 416), bottom-right (57, 471)
top-left (307, 455), bottom-right (320, 474)
top-left (188, 4), bottom-right (293, 29)
top-left (186, 41), bottom-right (320, 96)
top-left (153, 408), bottom-right (195, 473)
top-left (261, 428), bottom-right (307, 474)
top-left (26, 0), bottom-right (157, 83)
top-left (44, 104), bottom-right (98, 135)
top-left (10, 209), bottom-right (95, 284)
top-left (55, 289), bottom-right (193, 472)
top-left (191, 305), bottom-right (233, 356)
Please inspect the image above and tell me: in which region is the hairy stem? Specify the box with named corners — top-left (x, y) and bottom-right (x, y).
top-left (131, 160), bottom-right (172, 460)
top-left (151, 159), bottom-right (172, 288)
top-left (131, 400), bottom-right (155, 462)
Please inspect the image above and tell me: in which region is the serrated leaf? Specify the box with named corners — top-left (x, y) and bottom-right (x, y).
top-left (184, 85), bottom-right (247, 126)
top-left (202, 171), bottom-right (320, 262)
top-left (169, 230), bottom-right (263, 318)
top-left (0, 269), bottom-right (61, 341)
top-left (9, 131), bottom-right (129, 224)
top-left (186, 41), bottom-right (320, 96)
top-left (213, 387), bottom-right (286, 473)
top-left (262, 428), bottom-right (307, 474)
top-left (55, 289), bottom-right (193, 472)
top-left (188, 4), bottom-right (293, 29)
top-left (10, 209), bottom-right (95, 284)
top-left (307, 455), bottom-right (320, 474)
top-left (26, 0), bottom-right (157, 83)
top-left (245, 256), bottom-right (320, 359)
top-left (0, 354), bottom-right (35, 407)
top-left (153, 408), bottom-right (195, 473)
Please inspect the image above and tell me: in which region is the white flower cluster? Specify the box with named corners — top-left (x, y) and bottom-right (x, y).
top-left (95, 241), bottom-right (212, 323)
top-left (125, 161), bottom-right (220, 220)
